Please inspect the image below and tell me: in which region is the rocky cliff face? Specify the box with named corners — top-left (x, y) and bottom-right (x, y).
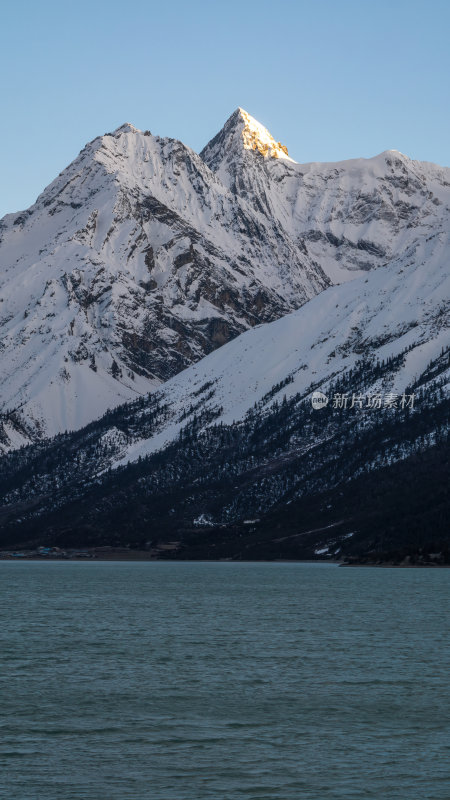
top-left (0, 109), bottom-right (449, 450)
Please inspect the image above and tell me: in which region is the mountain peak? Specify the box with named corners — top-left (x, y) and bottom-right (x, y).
top-left (201, 108), bottom-right (296, 173)
top-left (112, 122), bottom-right (141, 135)
top-left (234, 107), bottom-right (295, 162)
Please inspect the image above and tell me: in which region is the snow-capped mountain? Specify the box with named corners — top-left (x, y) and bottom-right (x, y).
top-left (74, 217), bottom-right (450, 469)
top-left (1, 108), bottom-right (449, 451)
top-left (0, 228), bottom-right (448, 559)
top-left (202, 109), bottom-right (450, 283)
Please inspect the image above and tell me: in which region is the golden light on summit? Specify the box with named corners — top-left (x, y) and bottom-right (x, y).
top-left (239, 108), bottom-right (293, 161)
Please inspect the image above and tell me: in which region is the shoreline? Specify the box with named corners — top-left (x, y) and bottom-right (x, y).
top-left (0, 551), bottom-right (340, 564)
top-left (0, 551), bottom-right (448, 567)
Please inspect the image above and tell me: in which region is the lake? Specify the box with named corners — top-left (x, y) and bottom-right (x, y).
top-left (0, 561), bottom-right (449, 799)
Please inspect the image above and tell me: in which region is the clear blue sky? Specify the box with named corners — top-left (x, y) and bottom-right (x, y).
top-left (1, 0), bottom-right (449, 218)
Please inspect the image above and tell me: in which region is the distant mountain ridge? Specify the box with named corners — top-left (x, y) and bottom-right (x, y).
top-left (0, 108), bottom-right (449, 452)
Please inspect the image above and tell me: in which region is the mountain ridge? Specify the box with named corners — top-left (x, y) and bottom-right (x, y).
top-left (1, 109), bottom-right (449, 453)
top-left (0, 104), bottom-right (448, 559)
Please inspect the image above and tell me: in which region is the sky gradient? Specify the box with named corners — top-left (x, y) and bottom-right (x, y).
top-left (1, 0), bottom-right (449, 218)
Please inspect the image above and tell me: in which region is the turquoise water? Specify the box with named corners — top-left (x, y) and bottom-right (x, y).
top-left (0, 561), bottom-right (449, 799)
